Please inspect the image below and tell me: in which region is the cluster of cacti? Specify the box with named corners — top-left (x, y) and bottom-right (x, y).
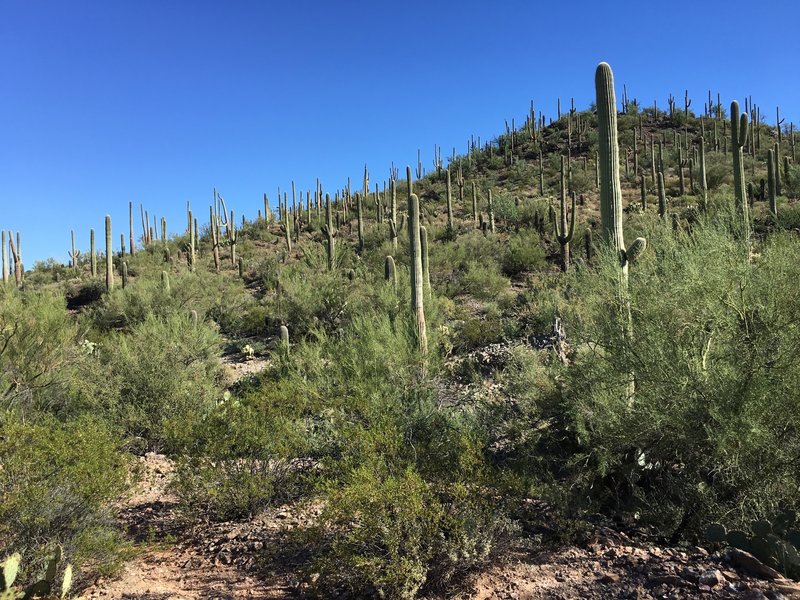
top-left (1, 547), bottom-right (72, 600)
top-left (705, 515), bottom-right (800, 579)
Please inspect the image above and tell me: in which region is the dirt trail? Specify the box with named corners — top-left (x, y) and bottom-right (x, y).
top-left (83, 453), bottom-right (296, 600)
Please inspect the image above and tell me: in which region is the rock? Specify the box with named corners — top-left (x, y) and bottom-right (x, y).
top-left (728, 549), bottom-right (783, 580)
top-left (647, 574), bottom-right (684, 587)
top-left (698, 569), bottom-right (725, 587)
top-left (598, 572), bottom-right (620, 584)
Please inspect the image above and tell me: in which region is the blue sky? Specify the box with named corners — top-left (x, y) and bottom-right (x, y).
top-left (2, 0), bottom-right (799, 264)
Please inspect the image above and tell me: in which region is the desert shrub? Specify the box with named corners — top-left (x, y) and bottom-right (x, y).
top-left (173, 399), bottom-right (310, 521)
top-left (64, 277), bottom-right (105, 309)
top-left (85, 313), bottom-right (223, 452)
top-left (264, 267), bottom-right (364, 337)
top-left (86, 270), bottom-right (251, 334)
top-left (455, 260), bottom-right (510, 299)
top-left (0, 415), bottom-right (128, 574)
top-left (550, 216), bottom-right (800, 535)
top-left (703, 151), bottom-right (732, 190)
top-left (502, 230), bottom-right (547, 276)
top-left (308, 466), bottom-right (511, 599)
top-left (0, 287), bottom-right (80, 418)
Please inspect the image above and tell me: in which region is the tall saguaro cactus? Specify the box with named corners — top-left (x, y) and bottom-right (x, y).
top-left (446, 167), bottom-right (454, 231)
top-left (322, 193), bottom-right (336, 270)
top-left (1, 231), bottom-right (7, 284)
top-left (552, 155), bottom-right (576, 272)
top-left (730, 100), bottom-right (750, 242)
top-left (595, 62), bottom-right (646, 402)
top-left (90, 229), bottom-right (97, 277)
top-left (596, 62), bottom-right (646, 281)
top-left (407, 167), bottom-right (428, 359)
top-left (105, 215), bottom-right (114, 291)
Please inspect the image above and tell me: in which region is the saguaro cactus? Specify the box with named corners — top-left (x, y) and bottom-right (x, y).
top-left (1, 231), bottom-right (7, 284)
top-left (446, 167), bottom-right (454, 231)
top-left (657, 172), bottom-right (667, 218)
top-left (122, 261), bottom-right (128, 288)
top-left (105, 215), bottom-right (114, 291)
top-left (129, 201), bottom-right (136, 256)
top-left (552, 156), bottom-right (576, 272)
top-left (767, 148), bottom-right (777, 217)
top-left (699, 137), bottom-right (709, 209)
top-left (472, 182), bottom-right (478, 227)
top-left (420, 225), bottom-right (431, 299)
top-left (596, 62), bottom-right (646, 402)
top-left (407, 167), bottom-right (428, 358)
top-left (730, 100), bottom-right (750, 242)
top-left (356, 192), bottom-right (364, 253)
top-left (322, 193), bottom-right (336, 270)
top-left (90, 229), bottom-right (97, 277)
top-left (487, 189), bottom-right (495, 233)
top-left (384, 255), bottom-right (397, 290)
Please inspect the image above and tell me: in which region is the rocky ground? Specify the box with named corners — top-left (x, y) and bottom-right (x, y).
top-left (80, 453), bottom-right (800, 600)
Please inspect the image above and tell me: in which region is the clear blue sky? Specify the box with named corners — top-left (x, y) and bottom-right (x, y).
top-left (2, 0), bottom-right (798, 265)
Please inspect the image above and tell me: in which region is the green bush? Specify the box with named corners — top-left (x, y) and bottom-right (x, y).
top-left (550, 216), bottom-right (800, 535)
top-left (0, 287), bottom-right (80, 418)
top-left (0, 415), bottom-right (128, 575)
top-left (308, 466), bottom-right (510, 599)
top-left (173, 399), bottom-right (310, 521)
top-left (502, 230), bottom-right (547, 276)
top-left (83, 313), bottom-right (223, 452)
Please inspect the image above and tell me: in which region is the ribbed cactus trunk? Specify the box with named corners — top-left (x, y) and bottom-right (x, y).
top-left (188, 209), bottom-right (195, 272)
top-left (407, 167), bottom-right (428, 359)
top-left (596, 61), bottom-right (645, 403)
top-left (122, 261), bottom-right (128, 289)
top-left (553, 156), bottom-right (576, 272)
top-left (657, 172), bottom-right (667, 218)
top-left (210, 206), bottom-right (220, 272)
top-left (129, 201), bottom-right (136, 256)
top-left (472, 182), bottom-right (478, 227)
top-left (730, 100), bottom-right (750, 244)
top-left (774, 142), bottom-right (782, 197)
top-left (323, 193), bottom-right (335, 271)
top-left (356, 192), bottom-right (364, 253)
top-left (1, 231), bottom-right (7, 284)
top-left (699, 137), bottom-right (708, 209)
top-left (105, 215), bottom-right (113, 291)
top-left (596, 63), bottom-right (626, 273)
top-left (767, 148), bottom-right (777, 217)
top-left (488, 189), bottom-right (495, 233)
top-left (446, 167), bottom-right (454, 231)
top-left (90, 229), bottom-right (97, 277)
top-left (8, 232), bottom-right (21, 287)
top-left (384, 255), bottom-right (397, 291)
top-left (420, 225), bottom-right (431, 300)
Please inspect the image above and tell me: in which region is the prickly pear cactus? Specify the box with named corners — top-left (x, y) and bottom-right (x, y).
top-left (705, 514), bottom-right (800, 579)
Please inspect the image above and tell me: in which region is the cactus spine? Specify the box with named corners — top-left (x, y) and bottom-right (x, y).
top-left (105, 215), bottom-right (113, 291)
top-left (407, 167), bottom-right (428, 358)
